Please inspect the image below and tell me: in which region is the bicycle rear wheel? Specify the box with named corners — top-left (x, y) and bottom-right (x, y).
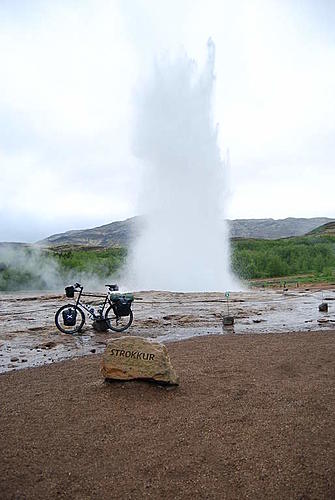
top-left (105, 306), bottom-right (133, 332)
top-left (55, 304), bottom-right (85, 334)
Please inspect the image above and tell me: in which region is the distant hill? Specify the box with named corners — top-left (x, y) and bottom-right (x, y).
top-left (37, 216), bottom-right (334, 248)
top-left (38, 217), bottom-right (143, 248)
top-left (308, 221), bottom-right (335, 236)
top-left (229, 217), bottom-right (334, 239)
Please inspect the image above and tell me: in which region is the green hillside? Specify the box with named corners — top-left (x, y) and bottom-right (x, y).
top-left (231, 233), bottom-right (335, 283)
top-left (0, 231), bottom-right (334, 291)
top-left (0, 246), bottom-right (127, 291)
top-left (308, 221), bottom-right (335, 236)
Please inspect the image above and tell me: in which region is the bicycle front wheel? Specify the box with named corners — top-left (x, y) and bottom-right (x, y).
top-left (105, 306), bottom-right (133, 332)
top-left (55, 304), bottom-right (85, 334)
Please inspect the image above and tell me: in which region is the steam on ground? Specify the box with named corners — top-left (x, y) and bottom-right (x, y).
top-left (0, 245), bottom-right (126, 292)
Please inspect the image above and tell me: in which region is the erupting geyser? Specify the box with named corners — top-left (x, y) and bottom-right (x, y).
top-left (127, 40), bottom-right (239, 291)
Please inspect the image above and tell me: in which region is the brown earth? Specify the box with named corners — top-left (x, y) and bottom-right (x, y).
top-left (0, 331), bottom-right (334, 499)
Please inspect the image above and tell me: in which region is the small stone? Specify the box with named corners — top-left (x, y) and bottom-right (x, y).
top-left (36, 341), bottom-right (57, 350)
top-left (21, 359), bottom-right (28, 363)
top-left (101, 336), bottom-right (179, 385)
top-left (319, 303), bottom-right (328, 312)
top-left (10, 357), bottom-right (19, 362)
top-left (90, 348), bottom-right (96, 353)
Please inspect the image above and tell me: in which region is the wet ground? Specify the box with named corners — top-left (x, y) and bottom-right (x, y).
top-left (0, 286), bottom-right (334, 373)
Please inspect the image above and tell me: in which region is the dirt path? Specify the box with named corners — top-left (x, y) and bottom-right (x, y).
top-left (0, 331), bottom-right (334, 499)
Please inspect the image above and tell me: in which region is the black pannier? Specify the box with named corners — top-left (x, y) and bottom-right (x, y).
top-left (65, 286), bottom-right (74, 298)
top-left (62, 307), bottom-right (77, 326)
top-left (114, 297), bottom-right (132, 317)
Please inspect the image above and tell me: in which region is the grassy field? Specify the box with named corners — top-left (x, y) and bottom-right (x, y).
top-left (53, 247), bottom-right (127, 278)
top-left (232, 234), bottom-right (335, 285)
top-left (0, 233), bottom-right (334, 291)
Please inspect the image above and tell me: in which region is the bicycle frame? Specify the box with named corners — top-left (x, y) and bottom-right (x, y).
top-left (73, 287), bottom-right (112, 319)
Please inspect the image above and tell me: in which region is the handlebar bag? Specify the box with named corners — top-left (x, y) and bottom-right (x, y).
top-left (65, 286), bottom-right (75, 298)
top-left (62, 307), bottom-right (77, 326)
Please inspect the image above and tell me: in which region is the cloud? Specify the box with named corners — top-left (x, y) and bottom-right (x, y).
top-left (0, 1), bottom-right (137, 136)
top-left (0, 0), bottom-right (334, 242)
top-left (0, 0), bottom-right (141, 241)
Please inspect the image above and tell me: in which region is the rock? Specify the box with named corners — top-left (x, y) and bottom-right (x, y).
top-left (101, 336), bottom-right (179, 385)
top-left (10, 356), bottom-right (19, 362)
top-left (92, 319), bottom-right (108, 332)
top-left (319, 302), bottom-right (328, 312)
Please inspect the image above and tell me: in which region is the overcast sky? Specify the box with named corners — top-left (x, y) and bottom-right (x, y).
top-left (0, 0), bottom-right (334, 242)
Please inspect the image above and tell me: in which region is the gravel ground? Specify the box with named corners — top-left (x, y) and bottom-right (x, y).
top-left (1, 288), bottom-right (335, 373)
top-left (0, 331), bottom-right (334, 499)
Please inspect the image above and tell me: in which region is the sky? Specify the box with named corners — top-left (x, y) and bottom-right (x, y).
top-left (0, 0), bottom-right (334, 242)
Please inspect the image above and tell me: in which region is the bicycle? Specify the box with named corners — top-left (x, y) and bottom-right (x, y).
top-left (54, 283), bottom-right (134, 335)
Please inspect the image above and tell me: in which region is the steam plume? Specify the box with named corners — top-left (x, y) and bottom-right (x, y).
top-left (127, 40), bottom-right (239, 291)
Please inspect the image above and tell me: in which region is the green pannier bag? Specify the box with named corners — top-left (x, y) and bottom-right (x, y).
top-left (110, 293), bottom-right (134, 317)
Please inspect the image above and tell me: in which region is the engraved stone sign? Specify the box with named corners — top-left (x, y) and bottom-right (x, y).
top-left (101, 336), bottom-right (179, 385)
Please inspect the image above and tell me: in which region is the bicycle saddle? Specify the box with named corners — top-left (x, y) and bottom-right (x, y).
top-left (105, 284), bottom-right (119, 291)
